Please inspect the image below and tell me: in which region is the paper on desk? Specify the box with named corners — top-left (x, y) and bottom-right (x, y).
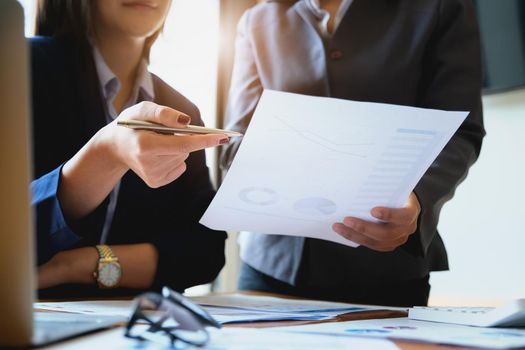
top-left (204, 306), bottom-right (329, 323)
top-left (189, 293), bottom-right (379, 314)
top-left (199, 293), bottom-right (377, 323)
top-left (35, 300), bottom-right (310, 324)
top-left (34, 296), bottom-right (354, 325)
top-left (200, 90), bottom-right (468, 246)
top-left (205, 328), bottom-right (400, 350)
top-left (35, 300), bottom-right (133, 318)
top-left (274, 317), bottom-right (525, 349)
top-left (40, 326), bottom-right (400, 350)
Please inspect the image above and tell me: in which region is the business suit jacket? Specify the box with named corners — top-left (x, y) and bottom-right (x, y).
top-left (30, 36), bottom-right (226, 298)
top-left (221, 0), bottom-right (485, 289)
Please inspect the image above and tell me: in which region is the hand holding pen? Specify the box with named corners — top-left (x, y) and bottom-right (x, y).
top-left (60, 101), bottom-right (238, 221)
top-left (110, 101), bottom-right (238, 188)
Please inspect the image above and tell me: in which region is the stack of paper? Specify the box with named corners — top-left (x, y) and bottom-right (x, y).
top-left (190, 293), bottom-right (377, 324)
top-left (35, 293), bottom-right (383, 325)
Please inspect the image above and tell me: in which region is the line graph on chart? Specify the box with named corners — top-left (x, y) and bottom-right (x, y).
top-left (268, 114), bottom-right (375, 158)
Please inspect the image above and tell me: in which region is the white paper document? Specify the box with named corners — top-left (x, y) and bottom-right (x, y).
top-left (35, 294), bottom-right (373, 325)
top-left (41, 326), bottom-right (399, 350)
top-left (201, 90), bottom-right (468, 246)
top-left (203, 306), bottom-right (329, 324)
top-left (274, 317), bottom-right (525, 349)
top-left (205, 328), bottom-right (400, 350)
top-left (190, 293), bottom-right (374, 324)
top-left (190, 293), bottom-right (372, 314)
top-left (35, 300), bottom-right (133, 317)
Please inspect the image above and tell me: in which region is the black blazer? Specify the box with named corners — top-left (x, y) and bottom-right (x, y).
top-left (30, 37), bottom-right (226, 298)
top-left (221, 0), bottom-right (485, 289)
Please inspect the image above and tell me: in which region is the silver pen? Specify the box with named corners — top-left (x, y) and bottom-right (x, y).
top-left (117, 119), bottom-right (243, 137)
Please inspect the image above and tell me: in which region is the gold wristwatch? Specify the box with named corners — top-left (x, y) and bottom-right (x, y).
top-left (93, 245), bottom-right (122, 288)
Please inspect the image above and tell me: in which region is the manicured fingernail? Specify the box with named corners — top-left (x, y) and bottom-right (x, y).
top-left (219, 137), bottom-right (230, 145)
top-left (177, 114), bottom-right (191, 124)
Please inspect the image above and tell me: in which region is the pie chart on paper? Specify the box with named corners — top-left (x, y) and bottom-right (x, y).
top-left (293, 197), bottom-right (337, 216)
top-left (239, 187), bottom-right (279, 206)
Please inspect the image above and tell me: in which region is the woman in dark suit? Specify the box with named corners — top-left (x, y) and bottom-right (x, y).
top-left (32, 0), bottom-right (228, 298)
top-left (222, 0), bottom-right (485, 306)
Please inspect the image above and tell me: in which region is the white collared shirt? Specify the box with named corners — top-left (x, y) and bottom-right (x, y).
top-left (92, 46), bottom-right (155, 121)
top-left (92, 47), bottom-right (155, 244)
top-left (303, 0), bottom-right (354, 37)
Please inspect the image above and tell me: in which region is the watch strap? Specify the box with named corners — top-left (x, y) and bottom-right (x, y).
top-left (94, 244), bottom-right (121, 288)
top-left (96, 244), bottom-right (118, 262)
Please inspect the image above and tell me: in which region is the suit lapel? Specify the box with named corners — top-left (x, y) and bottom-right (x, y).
top-left (293, 0), bottom-right (322, 35)
top-left (71, 44), bottom-right (108, 142)
top-left (290, 1), bottom-right (331, 96)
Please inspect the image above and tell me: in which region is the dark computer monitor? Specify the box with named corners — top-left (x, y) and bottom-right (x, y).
top-left (475, 0), bottom-right (525, 93)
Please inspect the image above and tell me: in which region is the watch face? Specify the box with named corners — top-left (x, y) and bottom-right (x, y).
top-left (98, 262), bottom-right (121, 288)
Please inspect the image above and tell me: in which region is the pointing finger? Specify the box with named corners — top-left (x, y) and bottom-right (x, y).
top-left (149, 133), bottom-right (230, 155)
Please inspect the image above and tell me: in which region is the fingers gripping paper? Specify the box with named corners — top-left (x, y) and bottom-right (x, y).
top-left (200, 90), bottom-right (468, 247)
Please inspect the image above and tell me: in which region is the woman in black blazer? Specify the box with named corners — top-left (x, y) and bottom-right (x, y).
top-left (32, 0), bottom-right (228, 298)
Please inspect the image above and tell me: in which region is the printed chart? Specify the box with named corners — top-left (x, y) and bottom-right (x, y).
top-left (200, 90), bottom-right (468, 247)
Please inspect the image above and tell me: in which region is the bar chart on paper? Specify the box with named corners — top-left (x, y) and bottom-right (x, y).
top-left (200, 90), bottom-right (468, 247)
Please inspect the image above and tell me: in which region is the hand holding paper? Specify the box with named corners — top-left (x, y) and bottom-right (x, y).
top-left (334, 192), bottom-right (421, 251)
top-left (200, 90), bottom-right (468, 247)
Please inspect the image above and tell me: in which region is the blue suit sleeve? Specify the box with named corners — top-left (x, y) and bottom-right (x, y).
top-left (31, 165), bottom-right (81, 264)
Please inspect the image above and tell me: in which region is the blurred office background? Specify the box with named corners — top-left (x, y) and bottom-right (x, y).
top-left (18, 0), bottom-right (525, 305)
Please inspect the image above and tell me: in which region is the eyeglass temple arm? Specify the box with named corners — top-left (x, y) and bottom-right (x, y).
top-left (162, 287), bottom-right (222, 329)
